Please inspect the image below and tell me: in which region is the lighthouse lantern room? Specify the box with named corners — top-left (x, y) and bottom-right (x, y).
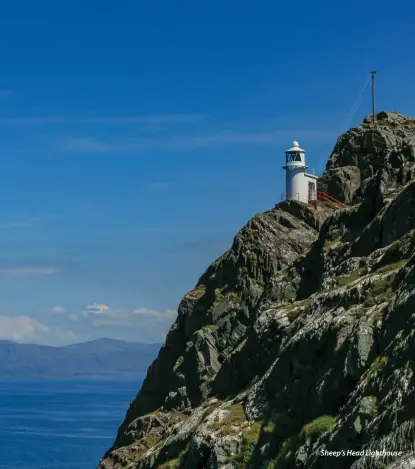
top-left (283, 141), bottom-right (318, 204)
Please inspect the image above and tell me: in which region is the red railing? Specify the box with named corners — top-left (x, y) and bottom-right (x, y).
top-left (316, 191), bottom-right (345, 208)
top-left (281, 191), bottom-right (345, 209)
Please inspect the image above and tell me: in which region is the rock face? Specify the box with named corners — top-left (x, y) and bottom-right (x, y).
top-left (98, 112), bottom-right (415, 469)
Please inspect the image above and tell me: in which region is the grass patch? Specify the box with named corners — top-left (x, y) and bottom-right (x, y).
top-left (323, 236), bottom-right (343, 253)
top-left (270, 415), bottom-right (336, 468)
top-left (210, 403), bottom-right (246, 435)
top-left (368, 395), bottom-right (378, 418)
top-left (374, 259), bottom-right (407, 274)
top-left (335, 267), bottom-right (365, 287)
top-left (250, 277), bottom-right (265, 286)
top-left (158, 446), bottom-right (189, 469)
top-left (302, 415), bottom-right (336, 440)
top-left (366, 356), bottom-right (388, 381)
top-left (283, 299), bottom-right (313, 321)
top-left (186, 283), bottom-right (206, 300)
top-left (242, 421), bottom-right (262, 444)
top-left (364, 273), bottom-right (397, 307)
top-left (214, 288), bottom-right (224, 303)
top-left (263, 420), bottom-right (275, 434)
top-left (226, 421), bottom-right (262, 467)
top-left (131, 434), bottom-right (162, 461)
top-left (228, 291), bottom-right (239, 301)
top-left (214, 289), bottom-right (240, 304)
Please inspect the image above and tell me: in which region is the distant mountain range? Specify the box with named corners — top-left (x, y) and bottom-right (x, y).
top-left (0, 338), bottom-right (161, 378)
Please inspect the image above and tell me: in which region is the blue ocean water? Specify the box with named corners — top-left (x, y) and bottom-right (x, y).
top-left (0, 379), bottom-right (142, 469)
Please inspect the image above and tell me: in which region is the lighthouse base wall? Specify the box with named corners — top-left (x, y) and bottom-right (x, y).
top-left (285, 168), bottom-right (309, 203)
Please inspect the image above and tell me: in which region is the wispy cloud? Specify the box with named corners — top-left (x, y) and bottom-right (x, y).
top-left (132, 226), bottom-right (228, 235)
top-left (0, 114), bottom-right (205, 126)
top-left (79, 302), bottom-right (177, 340)
top-left (133, 227), bottom-right (188, 234)
top-left (59, 129), bottom-right (337, 155)
top-left (0, 217), bottom-right (40, 229)
top-left (182, 240), bottom-right (231, 252)
top-left (0, 266), bottom-right (59, 276)
top-left (60, 137), bottom-right (111, 153)
top-left (133, 307), bottom-right (177, 321)
top-left (0, 215), bottom-right (57, 229)
top-left (51, 305), bottom-right (66, 314)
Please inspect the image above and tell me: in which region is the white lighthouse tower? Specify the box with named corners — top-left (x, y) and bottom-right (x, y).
top-left (283, 141), bottom-right (318, 203)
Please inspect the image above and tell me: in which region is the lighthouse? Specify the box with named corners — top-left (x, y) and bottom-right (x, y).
top-left (283, 141), bottom-right (318, 204)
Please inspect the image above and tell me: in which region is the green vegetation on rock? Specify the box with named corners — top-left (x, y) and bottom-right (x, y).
top-left (364, 273), bottom-right (397, 307)
top-left (226, 420), bottom-right (262, 467)
top-left (374, 259), bottom-right (407, 274)
top-left (211, 403), bottom-right (246, 435)
top-left (131, 434), bottom-right (161, 461)
top-left (269, 415), bottom-right (336, 469)
top-left (302, 415), bottom-right (336, 440)
top-left (366, 356), bottom-right (389, 382)
top-left (336, 267), bottom-right (365, 286)
top-left (158, 446), bottom-right (189, 469)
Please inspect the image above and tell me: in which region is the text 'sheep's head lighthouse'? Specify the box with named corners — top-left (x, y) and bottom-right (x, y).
top-left (283, 141), bottom-right (319, 204)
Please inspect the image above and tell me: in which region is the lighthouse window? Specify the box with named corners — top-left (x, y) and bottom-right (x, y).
top-left (286, 152), bottom-right (302, 163)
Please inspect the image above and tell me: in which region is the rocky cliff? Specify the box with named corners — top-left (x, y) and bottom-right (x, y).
top-left (98, 112), bottom-right (415, 469)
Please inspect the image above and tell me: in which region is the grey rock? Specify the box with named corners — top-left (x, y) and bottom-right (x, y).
top-left (98, 112), bottom-right (415, 469)
top-left (324, 166), bottom-right (361, 204)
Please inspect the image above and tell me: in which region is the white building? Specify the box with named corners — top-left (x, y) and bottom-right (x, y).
top-left (283, 141), bottom-right (318, 204)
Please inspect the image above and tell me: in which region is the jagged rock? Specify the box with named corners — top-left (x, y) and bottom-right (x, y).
top-left (98, 112), bottom-right (415, 469)
top-left (324, 166), bottom-right (361, 204)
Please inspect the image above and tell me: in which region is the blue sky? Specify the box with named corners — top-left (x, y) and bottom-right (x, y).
top-left (0, 0), bottom-right (413, 345)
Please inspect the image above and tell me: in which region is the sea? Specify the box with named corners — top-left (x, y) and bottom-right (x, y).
top-left (0, 378), bottom-right (142, 469)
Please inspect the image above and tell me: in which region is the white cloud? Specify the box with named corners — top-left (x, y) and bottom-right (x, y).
top-left (0, 266), bottom-right (58, 276)
top-left (0, 314), bottom-right (79, 345)
top-left (83, 303), bottom-right (112, 317)
top-left (0, 303), bottom-right (176, 345)
top-left (0, 315), bottom-right (49, 341)
top-left (85, 305), bottom-right (177, 325)
top-left (133, 308), bottom-right (177, 321)
top-left (80, 303), bottom-right (177, 342)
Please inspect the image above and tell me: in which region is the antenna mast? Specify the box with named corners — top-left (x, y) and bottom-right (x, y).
top-left (371, 70), bottom-right (376, 126)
